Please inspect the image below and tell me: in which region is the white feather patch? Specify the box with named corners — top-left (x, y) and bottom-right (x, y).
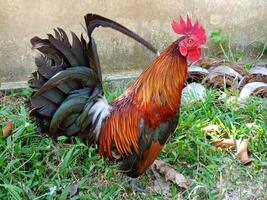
top-left (88, 95), bottom-right (112, 140)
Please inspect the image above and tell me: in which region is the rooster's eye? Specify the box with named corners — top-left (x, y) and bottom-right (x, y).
top-left (188, 39), bottom-right (194, 44)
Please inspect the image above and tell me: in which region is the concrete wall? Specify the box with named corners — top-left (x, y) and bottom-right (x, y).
top-left (0, 0), bottom-right (266, 82)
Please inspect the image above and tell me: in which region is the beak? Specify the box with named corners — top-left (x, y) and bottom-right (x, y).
top-left (200, 45), bottom-right (208, 49)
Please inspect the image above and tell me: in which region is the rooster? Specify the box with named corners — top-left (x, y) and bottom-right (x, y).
top-left (29, 14), bottom-right (206, 191)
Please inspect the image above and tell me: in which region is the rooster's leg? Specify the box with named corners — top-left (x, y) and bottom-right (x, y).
top-left (127, 178), bottom-right (148, 193)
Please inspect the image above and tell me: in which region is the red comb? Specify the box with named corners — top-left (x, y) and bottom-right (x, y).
top-left (171, 15), bottom-right (206, 44)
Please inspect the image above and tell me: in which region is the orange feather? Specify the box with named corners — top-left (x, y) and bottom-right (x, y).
top-left (137, 141), bottom-right (163, 174)
top-left (99, 41), bottom-right (188, 159)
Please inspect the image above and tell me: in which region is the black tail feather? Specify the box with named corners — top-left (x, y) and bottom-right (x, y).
top-left (84, 14), bottom-right (157, 54)
top-left (29, 13), bottom-right (157, 138)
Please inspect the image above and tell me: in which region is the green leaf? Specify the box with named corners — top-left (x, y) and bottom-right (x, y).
top-left (59, 146), bottom-right (75, 175)
top-left (235, 50), bottom-right (244, 61)
top-left (210, 30), bottom-right (222, 43)
top-left (0, 184), bottom-right (24, 200)
top-left (59, 185), bottom-right (71, 200)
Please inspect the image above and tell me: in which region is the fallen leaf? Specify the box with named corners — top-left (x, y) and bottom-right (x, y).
top-left (150, 165), bottom-right (170, 196)
top-left (211, 138), bottom-right (252, 164)
top-left (153, 160), bottom-right (188, 189)
top-left (235, 139), bottom-right (252, 164)
top-left (69, 183), bottom-right (78, 198)
top-left (6, 97), bottom-right (17, 105)
top-left (203, 124), bottom-right (220, 133)
top-left (2, 121), bottom-right (13, 137)
top-left (212, 139), bottom-right (236, 149)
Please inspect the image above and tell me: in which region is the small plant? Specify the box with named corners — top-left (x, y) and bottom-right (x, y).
top-left (210, 30), bottom-right (238, 61)
top-left (210, 30), bottom-right (266, 63)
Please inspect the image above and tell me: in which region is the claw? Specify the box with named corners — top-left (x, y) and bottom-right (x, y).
top-left (127, 177), bottom-right (153, 194)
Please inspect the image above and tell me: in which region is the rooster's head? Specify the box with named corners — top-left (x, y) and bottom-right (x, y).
top-left (171, 15), bottom-right (207, 63)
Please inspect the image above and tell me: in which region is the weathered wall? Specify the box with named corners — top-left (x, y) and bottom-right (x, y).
top-left (0, 0), bottom-right (266, 82)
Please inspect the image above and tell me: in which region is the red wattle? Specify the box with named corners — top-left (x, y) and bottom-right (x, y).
top-left (187, 48), bottom-right (201, 63)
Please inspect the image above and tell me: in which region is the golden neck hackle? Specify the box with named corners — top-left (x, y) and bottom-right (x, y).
top-left (132, 42), bottom-right (188, 110)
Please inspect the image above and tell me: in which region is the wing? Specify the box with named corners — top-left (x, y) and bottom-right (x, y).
top-left (120, 111), bottom-right (180, 178)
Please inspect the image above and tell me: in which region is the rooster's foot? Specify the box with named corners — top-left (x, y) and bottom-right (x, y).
top-left (127, 177), bottom-right (153, 194)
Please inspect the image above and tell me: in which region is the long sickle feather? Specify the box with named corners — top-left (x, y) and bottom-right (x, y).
top-left (84, 14), bottom-right (157, 54)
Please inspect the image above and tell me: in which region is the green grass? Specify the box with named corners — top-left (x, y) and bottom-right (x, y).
top-left (0, 86), bottom-right (266, 199)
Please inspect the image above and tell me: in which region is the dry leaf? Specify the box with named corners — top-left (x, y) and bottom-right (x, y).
top-left (212, 139), bottom-right (236, 149)
top-left (2, 121), bottom-right (13, 137)
top-left (150, 165), bottom-right (170, 196)
top-left (153, 160), bottom-right (188, 189)
top-left (69, 183), bottom-right (78, 198)
top-left (203, 124), bottom-right (220, 133)
top-left (6, 97), bottom-right (17, 105)
top-left (211, 138), bottom-right (252, 164)
top-left (235, 139), bottom-right (252, 164)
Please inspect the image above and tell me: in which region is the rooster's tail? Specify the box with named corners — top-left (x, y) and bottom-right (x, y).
top-left (28, 13), bottom-right (156, 141)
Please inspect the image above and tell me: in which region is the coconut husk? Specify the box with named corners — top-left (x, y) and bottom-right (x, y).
top-left (195, 57), bottom-right (223, 68)
top-left (238, 82), bottom-right (267, 101)
top-left (203, 65), bottom-right (243, 88)
top-left (238, 64), bottom-right (267, 89)
top-left (250, 65), bottom-right (267, 76)
top-left (187, 65), bottom-right (209, 83)
top-left (196, 57), bottom-right (248, 76)
top-left (238, 74), bottom-right (267, 89)
top-left (252, 86), bottom-right (267, 98)
top-left (196, 57), bottom-right (249, 88)
top-left (208, 62), bottom-right (247, 76)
